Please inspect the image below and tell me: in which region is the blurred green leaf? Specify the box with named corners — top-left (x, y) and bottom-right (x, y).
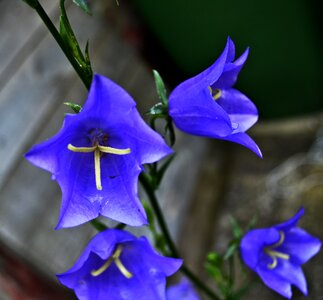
top-left (229, 216), bottom-right (243, 239)
top-left (64, 102), bottom-right (82, 113)
top-left (72, 0), bottom-right (91, 14)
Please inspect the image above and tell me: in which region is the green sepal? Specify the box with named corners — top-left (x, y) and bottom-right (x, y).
top-left (153, 70), bottom-right (168, 106)
top-left (64, 102), bottom-right (82, 113)
top-left (147, 102), bottom-right (168, 118)
top-left (72, 0), bottom-right (92, 15)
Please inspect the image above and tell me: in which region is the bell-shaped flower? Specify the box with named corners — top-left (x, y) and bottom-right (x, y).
top-left (168, 37), bottom-right (261, 157)
top-left (167, 279), bottom-right (200, 300)
top-left (240, 208), bottom-right (321, 299)
top-left (57, 229), bottom-right (183, 300)
top-left (25, 74), bottom-right (172, 228)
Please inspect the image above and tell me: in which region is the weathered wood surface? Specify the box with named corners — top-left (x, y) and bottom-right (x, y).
top-left (1, 1), bottom-right (323, 299)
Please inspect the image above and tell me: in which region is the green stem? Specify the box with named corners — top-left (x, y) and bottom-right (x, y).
top-left (90, 219), bottom-right (108, 231)
top-left (140, 173), bottom-right (221, 300)
top-left (24, 0), bottom-right (91, 89)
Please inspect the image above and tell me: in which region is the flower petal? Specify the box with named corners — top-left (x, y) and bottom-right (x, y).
top-left (217, 88), bottom-right (258, 132)
top-left (213, 47), bottom-right (249, 89)
top-left (280, 228), bottom-right (322, 265)
top-left (275, 208), bottom-right (305, 231)
top-left (256, 266), bottom-right (292, 299)
top-left (221, 132), bottom-right (262, 157)
top-left (167, 279), bottom-right (200, 300)
top-left (240, 228), bottom-right (280, 269)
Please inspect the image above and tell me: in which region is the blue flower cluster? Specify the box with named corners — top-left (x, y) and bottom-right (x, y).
top-left (25, 38), bottom-right (320, 299)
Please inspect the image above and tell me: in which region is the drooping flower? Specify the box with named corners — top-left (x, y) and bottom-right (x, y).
top-left (240, 208), bottom-right (321, 299)
top-left (167, 279), bottom-right (200, 300)
top-left (25, 74), bottom-right (172, 229)
top-left (168, 37), bottom-right (261, 157)
top-left (57, 229), bottom-right (183, 300)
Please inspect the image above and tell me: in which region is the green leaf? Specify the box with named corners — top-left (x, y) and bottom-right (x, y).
top-left (72, 0), bottom-right (91, 15)
top-left (153, 70), bottom-right (168, 106)
top-left (64, 102), bottom-right (82, 113)
top-left (229, 216), bottom-right (243, 239)
top-left (224, 243), bottom-right (238, 260)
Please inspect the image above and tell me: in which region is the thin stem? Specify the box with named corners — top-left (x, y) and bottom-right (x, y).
top-left (90, 219), bottom-right (108, 231)
top-left (26, 0), bottom-right (91, 89)
top-left (139, 173), bottom-right (221, 300)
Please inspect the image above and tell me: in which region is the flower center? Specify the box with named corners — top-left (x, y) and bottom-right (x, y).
top-left (67, 142), bottom-right (131, 190)
top-left (208, 86), bottom-right (222, 101)
top-left (91, 245), bottom-right (133, 278)
top-left (264, 230), bottom-right (290, 269)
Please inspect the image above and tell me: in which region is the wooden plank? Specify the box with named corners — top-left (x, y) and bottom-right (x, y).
top-left (0, 0), bottom-right (58, 91)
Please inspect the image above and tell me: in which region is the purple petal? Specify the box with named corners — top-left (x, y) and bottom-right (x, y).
top-left (275, 208), bottom-right (305, 231)
top-left (55, 152), bottom-right (147, 229)
top-left (168, 38), bottom-right (231, 96)
top-left (256, 266), bottom-right (292, 299)
top-left (221, 132), bottom-right (262, 157)
top-left (81, 74), bottom-right (135, 123)
top-left (240, 228), bottom-right (280, 269)
top-left (167, 279), bottom-right (200, 300)
top-left (280, 228), bottom-right (321, 264)
top-left (216, 88), bottom-right (258, 132)
top-left (169, 87), bottom-right (233, 138)
top-left (214, 48), bottom-right (249, 89)
top-left (257, 260), bottom-right (307, 297)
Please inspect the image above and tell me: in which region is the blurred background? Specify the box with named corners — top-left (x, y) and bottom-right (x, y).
top-left (0, 0), bottom-right (322, 299)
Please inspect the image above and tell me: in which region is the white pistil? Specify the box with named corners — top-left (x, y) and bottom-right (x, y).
top-left (264, 231), bottom-right (290, 269)
top-left (94, 149), bottom-right (102, 190)
top-left (67, 143), bottom-right (131, 190)
top-left (91, 245), bottom-right (133, 278)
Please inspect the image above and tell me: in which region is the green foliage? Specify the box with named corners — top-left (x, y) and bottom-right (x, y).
top-left (59, 0), bottom-right (93, 83)
top-left (72, 0), bottom-right (91, 14)
top-left (205, 216), bottom-right (258, 299)
top-left (64, 102), bottom-right (82, 113)
top-left (142, 201), bottom-right (168, 255)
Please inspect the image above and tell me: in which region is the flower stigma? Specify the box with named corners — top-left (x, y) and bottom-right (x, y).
top-left (264, 231), bottom-right (290, 269)
top-left (67, 141), bottom-right (131, 190)
top-left (208, 86), bottom-right (222, 101)
top-left (91, 245), bottom-right (133, 278)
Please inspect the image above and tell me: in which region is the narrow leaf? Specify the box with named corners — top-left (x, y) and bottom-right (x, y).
top-left (64, 102), bottom-right (82, 113)
top-left (72, 0), bottom-right (91, 15)
top-left (153, 70), bottom-right (168, 106)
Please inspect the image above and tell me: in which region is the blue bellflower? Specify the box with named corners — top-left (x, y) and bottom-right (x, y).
top-left (25, 74), bottom-right (172, 228)
top-left (167, 279), bottom-right (200, 300)
top-left (57, 229), bottom-right (183, 300)
top-left (240, 208), bottom-right (321, 298)
top-left (168, 37), bottom-right (261, 157)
